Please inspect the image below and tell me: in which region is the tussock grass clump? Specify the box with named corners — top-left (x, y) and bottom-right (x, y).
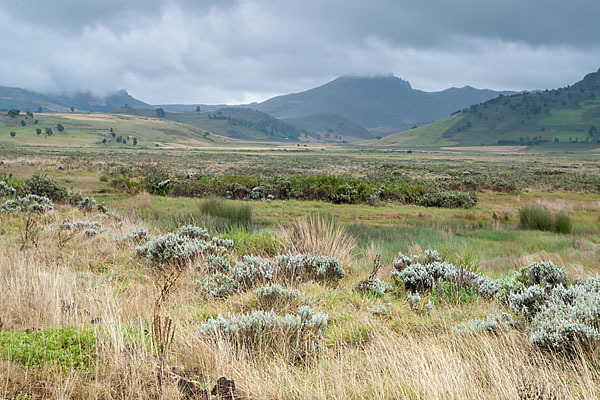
top-left (282, 214), bottom-right (356, 263)
top-left (519, 205), bottom-right (572, 233)
top-left (198, 198), bottom-right (253, 229)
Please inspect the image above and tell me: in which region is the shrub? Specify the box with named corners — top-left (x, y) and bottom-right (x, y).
top-left (390, 250), bottom-right (497, 299)
top-left (2, 194), bottom-right (54, 214)
top-left (528, 279), bottom-right (600, 349)
top-left (453, 312), bottom-right (515, 334)
top-left (355, 278), bottom-right (393, 297)
top-left (202, 253), bottom-right (345, 298)
top-left (136, 228), bottom-right (233, 270)
top-left (136, 232), bottom-right (203, 270)
top-left (77, 197), bottom-right (97, 211)
top-left (123, 227), bottom-right (151, 243)
top-left (254, 283), bottom-right (299, 309)
top-left (0, 181), bottom-right (17, 198)
top-left (25, 174), bottom-right (70, 203)
top-left (0, 327), bottom-right (96, 371)
top-left (198, 306), bottom-right (327, 354)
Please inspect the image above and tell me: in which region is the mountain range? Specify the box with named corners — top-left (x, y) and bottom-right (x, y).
top-left (250, 75), bottom-right (515, 133)
top-left (0, 76), bottom-right (514, 141)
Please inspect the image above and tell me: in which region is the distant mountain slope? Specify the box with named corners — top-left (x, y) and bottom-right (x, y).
top-left (372, 68), bottom-right (600, 147)
top-left (0, 86), bottom-right (149, 112)
top-left (0, 111), bottom-right (227, 148)
top-left (251, 75), bottom-right (514, 132)
top-left (283, 112), bottom-right (373, 141)
top-left (114, 107), bottom-right (301, 141)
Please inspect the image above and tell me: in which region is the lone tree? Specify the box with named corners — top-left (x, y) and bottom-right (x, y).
top-left (36, 128), bottom-right (42, 135)
top-left (45, 128), bottom-right (53, 136)
top-left (155, 108), bottom-right (165, 118)
top-left (57, 123), bottom-right (64, 132)
top-left (133, 137), bottom-right (138, 146)
top-left (10, 131), bottom-right (16, 137)
top-left (20, 120), bottom-right (26, 126)
top-left (195, 106), bottom-right (201, 112)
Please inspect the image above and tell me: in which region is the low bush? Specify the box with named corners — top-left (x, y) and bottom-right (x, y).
top-left (203, 253), bottom-right (345, 298)
top-left (24, 174), bottom-right (73, 204)
top-left (0, 326), bottom-right (96, 371)
top-left (2, 194), bottom-right (54, 214)
top-left (254, 283), bottom-right (299, 309)
top-left (198, 306), bottom-right (328, 355)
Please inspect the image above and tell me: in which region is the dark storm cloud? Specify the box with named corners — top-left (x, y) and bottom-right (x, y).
top-left (1, 0), bottom-right (598, 104)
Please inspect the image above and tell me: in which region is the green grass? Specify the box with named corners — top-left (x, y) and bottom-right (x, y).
top-left (0, 327), bottom-right (96, 371)
top-left (198, 198), bottom-right (253, 230)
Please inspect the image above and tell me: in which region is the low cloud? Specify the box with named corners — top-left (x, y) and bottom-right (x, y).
top-left (1, 0), bottom-right (598, 104)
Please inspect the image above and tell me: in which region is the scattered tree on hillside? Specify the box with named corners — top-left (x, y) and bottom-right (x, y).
top-left (45, 128), bottom-right (53, 136)
top-left (20, 120), bottom-right (26, 126)
top-left (10, 131), bottom-right (16, 137)
top-left (57, 124), bottom-right (64, 132)
top-left (195, 106), bottom-right (201, 112)
top-left (36, 107), bottom-right (42, 113)
top-left (155, 108), bottom-right (165, 118)
top-left (8, 109), bottom-right (20, 118)
top-left (26, 111), bottom-right (33, 118)
top-left (36, 128), bottom-right (42, 135)
top-left (133, 137), bottom-right (138, 146)
top-left (70, 107), bottom-right (75, 112)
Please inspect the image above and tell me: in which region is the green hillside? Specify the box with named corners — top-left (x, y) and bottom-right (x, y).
top-left (114, 107), bottom-right (301, 141)
top-left (371, 68), bottom-right (600, 147)
top-left (0, 111), bottom-right (227, 148)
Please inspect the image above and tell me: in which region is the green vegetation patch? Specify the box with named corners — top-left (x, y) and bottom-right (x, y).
top-left (0, 326), bottom-right (96, 371)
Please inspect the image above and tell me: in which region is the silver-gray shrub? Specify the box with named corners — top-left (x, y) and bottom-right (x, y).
top-left (274, 253), bottom-right (345, 283)
top-left (176, 225), bottom-right (210, 241)
top-left (2, 194), bottom-right (54, 214)
top-left (453, 312), bottom-right (516, 335)
top-left (203, 253), bottom-right (345, 298)
top-left (391, 253), bottom-right (497, 299)
top-left (0, 181), bottom-right (16, 198)
top-left (136, 227), bottom-right (233, 270)
top-left (528, 277), bottom-right (600, 350)
top-left (77, 197), bottom-right (97, 211)
top-left (255, 283), bottom-right (299, 308)
top-left (198, 306), bottom-right (327, 352)
top-left (136, 232), bottom-right (203, 269)
top-left (123, 227), bottom-right (151, 243)
top-left (356, 278), bottom-right (393, 297)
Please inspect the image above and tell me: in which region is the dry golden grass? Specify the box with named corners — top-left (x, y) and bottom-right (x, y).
top-left (280, 214), bottom-right (357, 264)
top-left (1, 206), bottom-right (600, 399)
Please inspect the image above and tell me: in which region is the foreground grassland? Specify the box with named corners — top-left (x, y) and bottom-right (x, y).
top-left (1, 148), bottom-right (600, 399)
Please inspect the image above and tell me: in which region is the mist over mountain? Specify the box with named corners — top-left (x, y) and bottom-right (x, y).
top-left (0, 87), bottom-right (148, 113)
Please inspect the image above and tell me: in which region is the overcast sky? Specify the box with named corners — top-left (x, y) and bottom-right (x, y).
top-left (1, 0), bottom-right (599, 104)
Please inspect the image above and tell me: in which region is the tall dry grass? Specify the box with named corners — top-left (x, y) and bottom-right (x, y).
top-left (1, 206), bottom-right (599, 399)
top-left (281, 214), bottom-right (357, 263)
